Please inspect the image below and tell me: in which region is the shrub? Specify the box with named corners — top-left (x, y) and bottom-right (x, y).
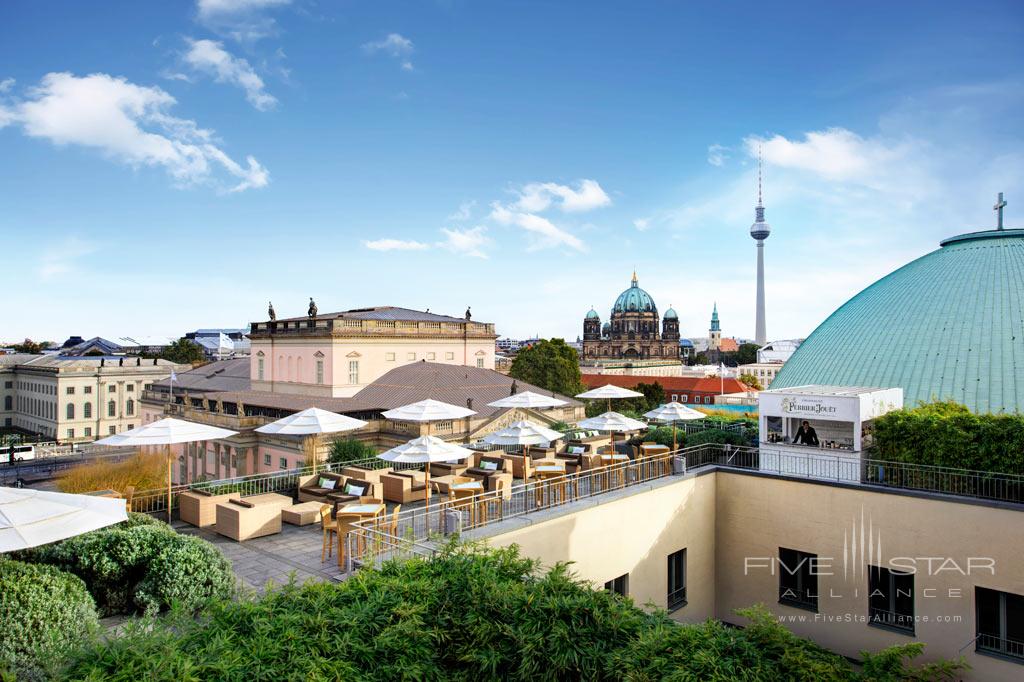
top-left (57, 451), bottom-right (165, 504)
top-left (328, 438), bottom-right (377, 464)
top-left (23, 524), bottom-right (234, 616)
top-left (0, 559), bottom-right (99, 680)
top-left (684, 428), bottom-right (750, 447)
top-left (60, 544), bottom-right (961, 681)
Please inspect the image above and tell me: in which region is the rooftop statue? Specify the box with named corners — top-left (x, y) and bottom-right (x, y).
top-left (268, 301), bottom-right (276, 322)
top-left (465, 306), bottom-right (472, 321)
top-left (308, 297), bottom-right (318, 320)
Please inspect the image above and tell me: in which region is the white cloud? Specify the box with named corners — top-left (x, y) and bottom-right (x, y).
top-left (490, 203), bottom-right (586, 252)
top-left (362, 33), bottom-right (415, 70)
top-left (747, 128), bottom-right (905, 183)
top-left (513, 179), bottom-right (611, 213)
top-left (707, 143), bottom-right (728, 167)
top-left (0, 72), bottom-right (269, 192)
top-left (195, 0), bottom-right (291, 42)
top-left (363, 238), bottom-right (430, 251)
top-left (183, 38), bottom-right (277, 110)
top-left (439, 226), bottom-right (489, 258)
top-left (38, 237), bottom-right (97, 279)
top-left (0, 78), bottom-right (14, 93)
top-left (633, 217), bottom-right (650, 231)
top-left (447, 200), bottom-right (475, 221)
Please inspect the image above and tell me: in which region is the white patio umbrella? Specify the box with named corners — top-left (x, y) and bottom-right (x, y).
top-left (382, 399), bottom-right (476, 423)
top-left (483, 420), bottom-right (565, 447)
top-left (644, 402), bottom-right (706, 451)
top-left (1, 487), bottom-right (128, 552)
top-left (255, 407), bottom-right (368, 475)
top-left (576, 384), bottom-right (644, 412)
top-left (95, 417), bottom-right (238, 522)
top-left (578, 411), bottom-right (648, 455)
top-left (487, 391), bottom-right (567, 409)
top-left (377, 435), bottom-right (477, 509)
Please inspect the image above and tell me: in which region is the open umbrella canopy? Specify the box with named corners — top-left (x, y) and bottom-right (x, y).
top-left (1, 488), bottom-right (127, 552)
top-left (575, 384), bottom-right (644, 400)
top-left (382, 399), bottom-right (476, 422)
top-left (377, 435), bottom-right (477, 464)
top-left (94, 417), bottom-right (238, 446)
top-left (578, 411), bottom-right (649, 433)
top-left (255, 407), bottom-right (367, 435)
top-left (644, 402), bottom-right (707, 422)
top-left (483, 420), bottom-right (565, 446)
top-left (487, 391), bottom-right (567, 409)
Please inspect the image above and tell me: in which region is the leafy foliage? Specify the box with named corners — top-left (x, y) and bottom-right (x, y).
top-left (20, 523), bottom-right (234, 616)
top-left (509, 338), bottom-right (585, 398)
top-left (870, 400), bottom-right (1024, 474)
top-left (60, 544), bottom-right (960, 681)
top-left (738, 372), bottom-right (763, 390)
top-left (159, 338), bottom-right (205, 365)
top-left (0, 559), bottom-right (99, 681)
top-left (328, 437), bottom-right (378, 464)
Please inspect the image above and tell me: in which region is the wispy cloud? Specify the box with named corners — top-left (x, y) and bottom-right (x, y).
top-left (183, 38), bottom-right (277, 110)
top-left (447, 200), bottom-right (475, 221)
top-left (439, 226), bottom-right (489, 258)
top-left (707, 143), bottom-right (728, 167)
top-left (490, 203), bottom-right (586, 251)
top-left (195, 0), bottom-right (291, 42)
top-left (39, 237), bottom-right (97, 279)
top-left (513, 179), bottom-right (611, 213)
top-left (0, 72), bottom-right (269, 192)
top-left (362, 33), bottom-right (415, 70)
top-left (363, 238), bottom-right (430, 252)
top-left (0, 78), bottom-right (14, 93)
top-left (633, 217), bottom-right (650, 231)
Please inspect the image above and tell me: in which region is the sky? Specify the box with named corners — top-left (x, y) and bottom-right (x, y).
top-left (2, 0), bottom-right (1023, 345)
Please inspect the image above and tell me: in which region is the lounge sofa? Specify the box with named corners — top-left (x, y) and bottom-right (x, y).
top-left (465, 455), bottom-right (514, 492)
top-left (429, 460), bottom-right (470, 477)
top-left (501, 446), bottom-right (553, 480)
top-left (340, 464), bottom-right (392, 485)
top-left (555, 443), bottom-right (602, 473)
top-left (214, 492), bottom-right (292, 541)
top-left (297, 473), bottom-right (378, 505)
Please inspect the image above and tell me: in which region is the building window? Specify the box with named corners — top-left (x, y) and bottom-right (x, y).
top-left (66, 386), bottom-right (75, 395)
top-left (667, 548), bottom-right (687, 610)
top-left (705, 396), bottom-right (711, 404)
top-left (681, 395), bottom-right (688, 403)
top-left (427, 352), bottom-right (436, 360)
top-left (83, 402), bottom-right (92, 418)
top-left (407, 352), bottom-right (416, 361)
top-left (264, 453), bottom-right (271, 466)
top-left (108, 385), bottom-right (116, 393)
top-left (66, 403), bottom-right (75, 420)
top-left (476, 358), bottom-right (485, 368)
top-left (316, 359), bottom-right (324, 385)
top-left (83, 386), bottom-right (92, 394)
top-left (386, 352), bottom-right (396, 361)
top-left (67, 428), bottom-right (74, 439)
top-left (3, 381), bottom-right (11, 389)
top-left (3, 396), bottom-right (10, 410)
top-left (108, 426), bottom-right (116, 435)
top-left (976, 587), bottom-right (1024, 662)
top-left (604, 574), bottom-right (628, 596)
top-left (126, 384), bottom-right (134, 392)
top-left (84, 427), bottom-right (92, 437)
top-left (445, 352), bottom-right (454, 360)
top-left (348, 360), bottom-right (359, 384)
top-left (126, 399), bottom-right (134, 416)
top-left (279, 457), bottom-right (287, 469)
top-left (257, 358), bottom-right (265, 381)
top-left (108, 400), bottom-right (116, 417)
top-left (779, 548), bottom-right (818, 611)
top-left (868, 566), bottom-right (915, 633)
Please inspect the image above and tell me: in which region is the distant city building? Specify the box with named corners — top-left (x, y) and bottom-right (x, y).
top-left (496, 337), bottom-right (542, 354)
top-left (679, 338), bottom-right (694, 360)
top-left (0, 354), bottom-right (187, 442)
top-left (757, 339), bottom-right (803, 364)
top-left (185, 329), bottom-right (251, 360)
top-left (736, 362), bottom-right (785, 387)
top-left (582, 272), bottom-right (680, 364)
top-left (580, 373), bottom-right (749, 406)
top-left (58, 335), bottom-right (175, 356)
top-left (248, 306), bottom-right (497, 398)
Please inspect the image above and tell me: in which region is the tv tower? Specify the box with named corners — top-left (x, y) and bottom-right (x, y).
top-left (750, 149), bottom-right (771, 346)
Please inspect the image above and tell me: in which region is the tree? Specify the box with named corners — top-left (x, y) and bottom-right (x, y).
top-left (11, 339), bottom-right (48, 354)
top-left (738, 373), bottom-right (763, 390)
top-left (508, 338), bottom-right (585, 397)
top-left (588, 381), bottom-right (666, 416)
top-left (692, 351), bottom-right (710, 365)
top-left (736, 343), bottom-right (760, 365)
top-left (159, 339), bottom-right (205, 365)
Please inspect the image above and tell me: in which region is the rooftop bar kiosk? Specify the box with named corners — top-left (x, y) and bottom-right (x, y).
top-left (757, 385), bottom-right (903, 482)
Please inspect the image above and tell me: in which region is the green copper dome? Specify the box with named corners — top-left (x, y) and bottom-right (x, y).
top-left (585, 308), bottom-right (600, 320)
top-left (664, 307), bottom-right (678, 319)
top-left (771, 229), bottom-right (1024, 414)
top-left (613, 272), bottom-right (657, 314)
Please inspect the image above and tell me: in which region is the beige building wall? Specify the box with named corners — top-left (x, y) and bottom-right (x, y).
top-left (484, 471), bottom-right (1024, 681)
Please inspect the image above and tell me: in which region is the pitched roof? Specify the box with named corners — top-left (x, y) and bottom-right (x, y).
top-left (581, 373), bottom-right (749, 395)
top-left (719, 337), bottom-right (740, 353)
top-left (151, 358), bottom-right (251, 393)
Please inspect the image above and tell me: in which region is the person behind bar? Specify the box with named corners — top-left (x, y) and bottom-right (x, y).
top-left (792, 420), bottom-right (819, 446)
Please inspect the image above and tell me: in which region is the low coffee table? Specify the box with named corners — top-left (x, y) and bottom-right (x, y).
top-left (281, 500), bottom-right (324, 526)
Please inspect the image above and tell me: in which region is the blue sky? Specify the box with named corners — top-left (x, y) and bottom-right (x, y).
top-left (2, 0), bottom-right (1022, 344)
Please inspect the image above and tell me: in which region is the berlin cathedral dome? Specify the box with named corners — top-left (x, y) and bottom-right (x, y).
top-left (582, 272), bottom-right (680, 363)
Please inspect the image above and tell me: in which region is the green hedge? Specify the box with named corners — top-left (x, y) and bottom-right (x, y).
top-left (870, 400), bottom-right (1024, 474)
top-left (328, 438), bottom-right (378, 464)
top-left (0, 559), bottom-right (99, 680)
top-left (22, 521), bottom-right (234, 616)
top-left (59, 544), bottom-right (961, 681)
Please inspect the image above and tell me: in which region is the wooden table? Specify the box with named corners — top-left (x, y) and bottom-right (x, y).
top-left (335, 503), bottom-right (387, 567)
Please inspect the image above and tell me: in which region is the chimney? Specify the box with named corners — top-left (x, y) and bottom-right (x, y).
top-left (153, 358), bottom-right (157, 365)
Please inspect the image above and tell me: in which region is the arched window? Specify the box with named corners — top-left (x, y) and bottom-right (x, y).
top-left (287, 356), bottom-right (294, 382)
top-left (126, 398), bottom-right (134, 416)
top-left (66, 403), bottom-right (74, 420)
top-left (296, 356), bottom-right (303, 382)
top-left (108, 400), bottom-right (116, 417)
top-left (83, 402), bottom-right (92, 419)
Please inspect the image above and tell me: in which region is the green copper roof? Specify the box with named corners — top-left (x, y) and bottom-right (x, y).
top-left (613, 274), bottom-right (657, 314)
top-left (585, 308), bottom-right (600, 320)
top-left (771, 230), bottom-right (1024, 414)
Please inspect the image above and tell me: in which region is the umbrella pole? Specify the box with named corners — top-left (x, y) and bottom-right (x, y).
top-left (166, 443), bottom-right (172, 524)
top-left (308, 435), bottom-right (316, 476)
top-left (672, 422), bottom-right (677, 452)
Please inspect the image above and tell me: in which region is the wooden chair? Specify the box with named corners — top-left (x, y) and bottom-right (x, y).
top-left (451, 488), bottom-right (478, 527)
top-left (335, 513), bottom-right (364, 569)
top-left (122, 485), bottom-right (135, 511)
top-left (319, 504), bottom-right (336, 563)
top-left (359, 496), bottom-right (383, 504)
top-left (388, 504), bottom-right (402, 537)
top-left (482, 478), bottom-right (507, 523)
